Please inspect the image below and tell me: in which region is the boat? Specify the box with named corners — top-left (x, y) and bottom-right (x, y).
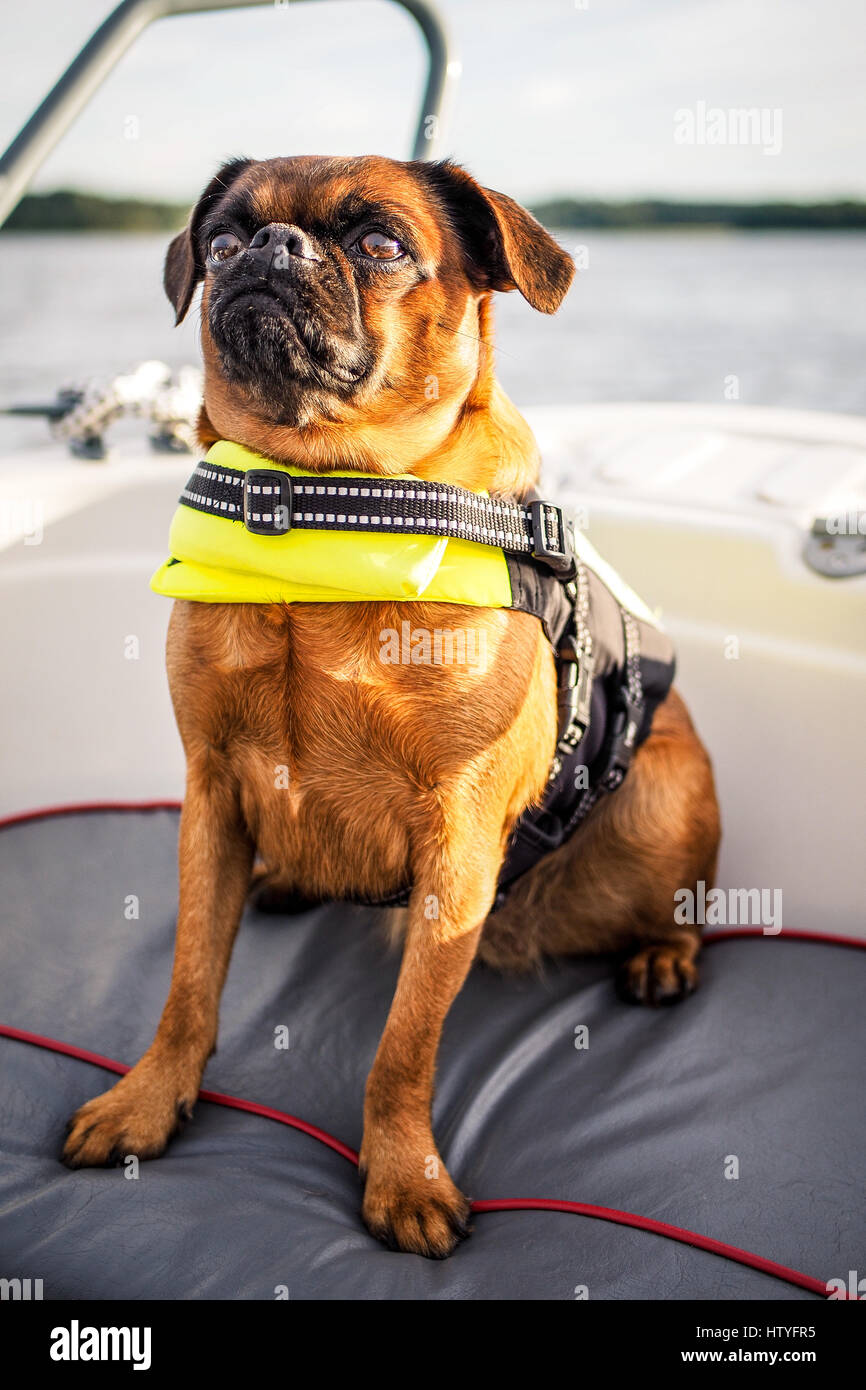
top-left (0, 0), bottom-right (863, 1306)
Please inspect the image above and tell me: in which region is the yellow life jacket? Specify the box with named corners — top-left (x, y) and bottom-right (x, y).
top-left (151, 440), bottom-right (514, 608)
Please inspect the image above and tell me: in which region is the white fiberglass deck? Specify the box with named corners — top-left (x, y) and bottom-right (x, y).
top-left (1, 401), bottom-right (864, 936)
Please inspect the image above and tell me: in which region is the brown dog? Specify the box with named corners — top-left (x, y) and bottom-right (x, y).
top-left (62, 156), bottom-right (721, 1258)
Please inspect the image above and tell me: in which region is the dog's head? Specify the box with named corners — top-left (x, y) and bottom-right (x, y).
top-left (165, 155), bottom-right (573, 473)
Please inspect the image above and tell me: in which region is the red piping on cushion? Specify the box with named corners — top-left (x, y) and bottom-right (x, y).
top-left (0, 1022), bottom-right (841, 1297)
top-left (0, 800), bottom-right (182, 830)
top-left (704, 927), bottom-right (865, 949)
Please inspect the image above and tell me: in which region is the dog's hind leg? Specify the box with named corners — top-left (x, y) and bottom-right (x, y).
top-left (479, 689), bottom-right (721, 1003)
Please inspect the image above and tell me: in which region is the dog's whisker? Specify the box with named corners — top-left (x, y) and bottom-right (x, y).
top-left (383, 380), bottom-right (415, 406)
top-left (435, 319), bottom-right (517, 361)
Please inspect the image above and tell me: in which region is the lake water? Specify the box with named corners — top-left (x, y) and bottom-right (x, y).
top-left (1, 230), bottom-right (865, 454)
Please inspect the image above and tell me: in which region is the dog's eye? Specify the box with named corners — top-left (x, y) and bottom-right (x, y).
top-left (356, 231), bottom-right (404, 260)
top-left (209, 231), bottom-right (243, 263)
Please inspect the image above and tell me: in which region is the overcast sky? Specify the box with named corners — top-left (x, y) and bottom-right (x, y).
top-left (1, 0), bottom-right (863, 205)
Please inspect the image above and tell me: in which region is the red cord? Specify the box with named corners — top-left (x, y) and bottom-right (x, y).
top-left (704, 926), bottom-right (866, 950)
top-left (470, 1202), bottom-right (831, 1297)
top-left (2, 800), bottom-right (863, 1299)
top-left (0, 1019), bottom-right (846, 1299)
top-left (0, 1025), bottom-right (359, 1167)
top-left (0, 799), bottom-right (182, 831)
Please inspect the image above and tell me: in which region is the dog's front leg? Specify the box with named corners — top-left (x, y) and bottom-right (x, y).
top-left (62, 774), bottom-right (253, 1167)
top-left (360, 834), bottom-right (499, 1258)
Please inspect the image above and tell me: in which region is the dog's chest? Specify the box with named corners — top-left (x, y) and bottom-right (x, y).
top-left (170, 599), bottom-right (550, 897)
top-left (226, 604), bottom-right (513, 788)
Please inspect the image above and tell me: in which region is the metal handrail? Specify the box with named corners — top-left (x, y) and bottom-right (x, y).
top-left (0, 0), bottom-right (459, 227)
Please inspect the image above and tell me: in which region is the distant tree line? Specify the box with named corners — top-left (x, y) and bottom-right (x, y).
top-left (529, 198), bottom-right (866, 230)
top-left (3, 190), bottom-right (188, 232)
top-left (3, 189), bottom-right (866, 233)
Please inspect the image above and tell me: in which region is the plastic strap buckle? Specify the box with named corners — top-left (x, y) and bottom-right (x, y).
top-left (529, 500), bottom-right (577, 578)
top-left (601, 690), bottom-right (644, 793)
top-left (243, 470), bottom-right (293, 536)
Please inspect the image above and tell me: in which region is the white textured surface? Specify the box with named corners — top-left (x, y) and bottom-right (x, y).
top-left (525, 401), bottom-right (866, 524)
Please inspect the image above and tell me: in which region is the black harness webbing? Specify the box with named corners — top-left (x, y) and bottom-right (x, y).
top-left (180, 459), bottom-right (576, 575)
top-left (492, 593), bottom-right (649, 907)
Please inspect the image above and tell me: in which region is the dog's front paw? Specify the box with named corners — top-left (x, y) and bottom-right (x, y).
top-left (61, 1060), bottom-right (195, 1169)
top-left (360, 1153), bottom-right (472, 1259)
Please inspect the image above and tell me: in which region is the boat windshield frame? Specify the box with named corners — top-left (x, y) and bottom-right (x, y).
top-left (0, 0), bottom-right (459, 226)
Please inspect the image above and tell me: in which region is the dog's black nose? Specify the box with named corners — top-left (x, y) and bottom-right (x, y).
top-left (248, 223), bottom-right (320, 268)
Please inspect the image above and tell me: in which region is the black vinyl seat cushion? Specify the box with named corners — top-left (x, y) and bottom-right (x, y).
top-left (0, 807), bottom-right (863, 1300)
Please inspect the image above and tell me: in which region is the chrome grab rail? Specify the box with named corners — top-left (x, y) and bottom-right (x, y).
top-left (0, 0), bottom-right (459, 226)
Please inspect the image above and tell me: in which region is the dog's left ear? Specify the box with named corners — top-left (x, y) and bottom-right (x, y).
top-left (164, 157), bottom-right (252, 324)
top-left (415, 160), bottom-right (575, 313)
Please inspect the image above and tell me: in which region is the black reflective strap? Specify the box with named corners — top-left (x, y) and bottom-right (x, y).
top-left (493, 596), bottom-right (650, 909)
top-left (180, 463), bottom-right (243, 516)
top-left (604, 611), bottom-right (645, 794)
top-left (551, 563), bottom-right (594, 773)
top-left (178, 461), bottom-right (576, 575)
top-left (561, 603), bottom-right (645, 833)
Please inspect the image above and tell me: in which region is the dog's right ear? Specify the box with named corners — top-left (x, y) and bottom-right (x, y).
top-left (413, 160), bottom-right (574, 314)
top-left (164, 157), bottom-right (252, 324)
